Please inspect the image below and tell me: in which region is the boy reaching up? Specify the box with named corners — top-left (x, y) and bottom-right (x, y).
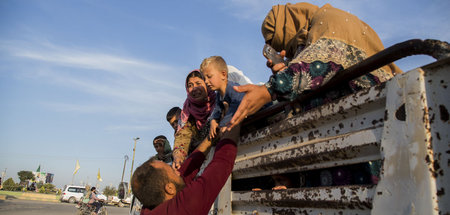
top-left (200, 56), bottom-right (245, 139)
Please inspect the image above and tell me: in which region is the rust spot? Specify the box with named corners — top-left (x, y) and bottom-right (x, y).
top-left (430, 113), bottom-right (435, 124)
top-left (439, 105), bottom-right (449, 122)
top-left (384, 110), bottom-right (388, 121)
top-left (395, 104), bottom-right (406, 121)
top-left (436, 132), bottom-right (441, 140)
top-left (433, 161), bottom-right (441, 170)
top-left (377, 191), bottom-right (382, 195)
top-left (338, 123), bottom-right (344, 129)
top-left (308, 131), bottom-right (315, 141)
top-left (437, 188), bottom-right (445, 196)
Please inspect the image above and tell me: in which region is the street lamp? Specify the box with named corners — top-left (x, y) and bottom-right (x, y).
top-left (129, 137), bottom-right (140, 194)
top-left (121, 155), bottom-right (129, 183)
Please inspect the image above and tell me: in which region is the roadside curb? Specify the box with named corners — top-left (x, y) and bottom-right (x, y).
top-left (0, 192), bottom-right (60, 203)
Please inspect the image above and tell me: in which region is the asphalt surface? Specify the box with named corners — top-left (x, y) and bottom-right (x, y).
top-left (0, 199), bottom-right (130, 215)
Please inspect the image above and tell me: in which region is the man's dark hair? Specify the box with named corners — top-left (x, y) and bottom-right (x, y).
top-left (131, 158), bottom-right (169, 209)
top-left (166, 107), bottom-right (181, 122)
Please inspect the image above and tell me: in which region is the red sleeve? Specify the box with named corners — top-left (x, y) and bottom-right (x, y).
top-left (146, 138), bottom-right (237, 215)
top-left (178, 150), bottom-right (205, 184)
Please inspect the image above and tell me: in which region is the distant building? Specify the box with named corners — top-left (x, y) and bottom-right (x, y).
top-left (33, 171), bottom-right (54, 184)
top-left (46, 173), bottom-right (54, 183)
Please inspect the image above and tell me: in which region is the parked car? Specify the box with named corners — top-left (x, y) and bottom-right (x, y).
top-left (108, 196), bottom-right (120, 204)
top-left (109, 195), bottom-right (132, 207)
top-left (96, 192), bottom-right (107, 201)
top-left (60, 185), bottom-right (86, 203)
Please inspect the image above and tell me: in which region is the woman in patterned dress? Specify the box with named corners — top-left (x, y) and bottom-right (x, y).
top-left (228, 2), bottom-right (402, 128)
top-left (171, 70), bottom-right (216, 169)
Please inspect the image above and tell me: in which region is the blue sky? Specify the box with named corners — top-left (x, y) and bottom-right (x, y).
top-left (1, 0), bottom-right (449, 190)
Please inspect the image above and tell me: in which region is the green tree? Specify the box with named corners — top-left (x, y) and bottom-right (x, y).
top-left (103, 186), bottom-right (117, 197)
top-left (17, 171), bottom-right (35, 183)
top-left (38, 186), bottom-right (45, 193)
top-left (41, 183), bottom-right (56, 194)
top-left (43, 183), bottom-right (55, 189)
top-left (36, 181), bottom-right (44, 189)
top-left (3, 178), bottom-right (22, 191)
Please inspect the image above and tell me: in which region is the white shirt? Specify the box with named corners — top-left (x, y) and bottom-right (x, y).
top-left (227, 65), bottom-right (253, 85)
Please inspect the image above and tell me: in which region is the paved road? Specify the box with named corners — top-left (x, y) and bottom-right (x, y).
top-left (0, 199), bottom-right (130, 215)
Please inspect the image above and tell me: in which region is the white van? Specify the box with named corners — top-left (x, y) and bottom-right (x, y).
top-left (60, 185), bottom-right (85, 203)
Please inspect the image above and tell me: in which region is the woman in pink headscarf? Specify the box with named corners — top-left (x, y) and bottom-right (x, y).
top-left (172, 70), bottom-right (216, 169)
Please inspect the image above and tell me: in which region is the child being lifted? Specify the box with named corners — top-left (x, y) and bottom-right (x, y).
top-left (200, 56), bottom-right (245, 139)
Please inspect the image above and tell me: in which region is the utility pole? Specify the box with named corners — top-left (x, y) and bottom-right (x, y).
top-left (121, 155), bottom-right (129, 182)
top-left (128, 137), bottom-right (139, 194)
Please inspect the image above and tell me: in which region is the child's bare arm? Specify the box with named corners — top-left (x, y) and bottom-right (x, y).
top-left (209, 119), bottom-right (219, 140)
top-left (196, 136), bottom-right (212, 156)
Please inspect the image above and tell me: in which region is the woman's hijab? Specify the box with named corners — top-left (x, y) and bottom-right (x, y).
top-left (262, 2), bottom-right (401, 78)
top-left (153, 137), bottom-right (172, 164)
top-left (179, 70), bottom-right (216, 131)
top-left (262, 2), bottom-right (319, 59)
top-left (158, 139), bottom-right (171, 155)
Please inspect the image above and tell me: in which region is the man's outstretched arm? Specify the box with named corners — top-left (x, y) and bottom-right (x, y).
top-left (178, 137), bottom-right (212, 183)
top-left (181, 124), bottom-right (240, 215)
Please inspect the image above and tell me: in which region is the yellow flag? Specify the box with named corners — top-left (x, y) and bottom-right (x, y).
top-left (73, 160), bottom-right (80, 175)
top-left (97, 168), bottom-right (103, 182)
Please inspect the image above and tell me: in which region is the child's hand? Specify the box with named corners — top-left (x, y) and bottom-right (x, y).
top-left (221, 123), bottom-right (241, 144)
top-left (220, 126), bottom-right (228, 135)
top-left (209, 119), bottom-right (219, 140)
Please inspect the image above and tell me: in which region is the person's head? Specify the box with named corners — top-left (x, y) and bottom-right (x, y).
top-left (132, 158), bottom-right (185, 209)
top-left (153, 135), bottom-right (170, 155)
top-left (261, 2), bottom-right (319, 58)
top-left (200, 56), bottom-right (228, 94)
top-left (166, 107), bottom-right (181, 131)
top-left (91, 187), bottom-right (97, 193)
top-left (185, 70), bottom-right (208, 102)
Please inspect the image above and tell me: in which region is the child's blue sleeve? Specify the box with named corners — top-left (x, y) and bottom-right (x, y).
top-left (210, 101), bottom-right (222, 121)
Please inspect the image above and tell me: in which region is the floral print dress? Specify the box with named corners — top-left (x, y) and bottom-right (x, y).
top-left (265, 38), bottom-right (384, 111)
